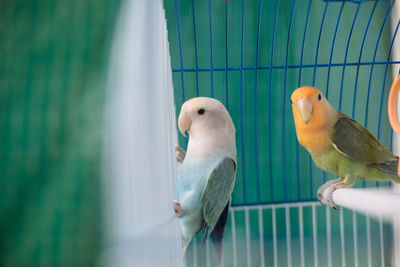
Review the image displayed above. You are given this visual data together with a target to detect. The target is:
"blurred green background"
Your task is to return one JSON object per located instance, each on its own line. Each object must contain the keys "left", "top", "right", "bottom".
{"left": 0, "top": 0, "right": 120, "bottom": 265}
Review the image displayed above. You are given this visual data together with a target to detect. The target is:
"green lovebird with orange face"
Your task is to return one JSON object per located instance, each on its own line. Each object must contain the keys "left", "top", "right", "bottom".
{"left": 291, "top": 86, "right": 400, "bottom": 208}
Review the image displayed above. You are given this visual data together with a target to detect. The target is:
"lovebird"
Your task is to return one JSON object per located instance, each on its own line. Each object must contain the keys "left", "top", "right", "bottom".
{"left": 173, "top": 97, "right": 236, "bottom": 262}
{"left": 291, "top": 86, "right": 400, "bottom": 209}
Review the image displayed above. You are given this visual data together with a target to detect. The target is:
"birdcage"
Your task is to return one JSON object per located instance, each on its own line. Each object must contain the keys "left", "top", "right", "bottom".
{"left": 162, "top": 0, "right": 400, "bottom": 266}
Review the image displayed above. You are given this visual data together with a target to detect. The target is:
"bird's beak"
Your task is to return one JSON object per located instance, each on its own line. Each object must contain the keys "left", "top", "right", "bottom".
{"left": 296, "top": 98, "right": 313, "bottom": 124}
{"left": 178, "top": 112, "right": 191, "bottom": 137}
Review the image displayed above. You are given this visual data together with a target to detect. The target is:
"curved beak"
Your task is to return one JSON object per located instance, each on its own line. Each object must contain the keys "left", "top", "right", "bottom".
{"left": 296, "top": 98, "right": 313, "bottom": 123}
{"left": 178, "top": 112, "right": 191, "bottom": 137}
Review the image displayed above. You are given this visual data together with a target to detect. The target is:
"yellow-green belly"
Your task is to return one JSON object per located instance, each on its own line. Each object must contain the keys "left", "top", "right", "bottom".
{"left": 310, "top": 146, "right": 397, "bottom": 185}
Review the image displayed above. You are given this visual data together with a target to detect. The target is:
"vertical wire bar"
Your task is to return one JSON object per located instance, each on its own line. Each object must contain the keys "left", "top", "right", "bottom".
{"left": 338, "top": 3, "right": 360, "bottom": 110}
{"left": 378, "top": 19, "right": 400, "bottom": 140}
{"left": 298, "top": 0, "right": 312, "bottom": 85}
{"left": 206, "top": 239, "right": 210, "bottom": 267}
{"left": 353, "top": 211, "right": 359, "bottom": 267}
{"left": 379, "top": 217, "right": 385, "bottom": 267}
{"left": 365, "top": 2, "right": 393, "bottom": 128}
{"left": 285, "top": 207, "right": 292, "bottom": 267}
{"left": 208, "top": 0, "right": 214, "bottom": 97}
{"left": 268, "top": 0, "right": 279, "bottom": 202}
{"left": 364, "top": 2, "right": 393, "bottom": 188}
{"left": 352, "top": 2, "right": 382, "bottom": 187}
{"left": 312, "top": 2, "right": 328, "bottom": 86}
{"left": 339, "top": 209, "right": 346, "bottom": 267}
{"left": 174, "top": 0, "right": 188, "bottom": 151}
{"left": 190, "top": 0, "right": 199, "bottom": 96}
{"left": 225, "top": 1, "right": 229, "bottom": 110}
{"left": 323, "top": 2, "right": 344, "bottom": 185}
{"left": 366, "top": 216, "right": 372, "bottom": 267}
{"left": 325, "top": 1, "right": 344, "bottom": 99}
{"left": 311, "top": 2, "right": 328, "bottom": 199}
{"left": 239, "top": 0, "right": 246, "bottom": 204}
{"left": 282, "top": 0, "right": 296, "bottom": 201}
{"left": 312, "top": 204, "right": 319, "bottom": 267}
{"left": 254, "top": 0, "right": 262, "bottom": 204}
{"left": 378, "top": 15, "right": 400, "bottom": 192}
{"left": 231, "top": 210, "right": 237, "bottom": 267}
{"left": 245, "top": 208, "right": 252, "bottom": 267}
{"left": 258, "top": 207, "right": 265, "bottom": 267}
{"left": 299, "top": 207, "right": 305, "bottom": 267}
{"left": 326, "top": 206, "right": 332, "bottom": 267}
{"left": 173, "top": 0, "right": 185, "bottom": 102}
{"left": 352, "top": 1, "right": 377, "bottom": 119}
{"left": 272, "top": 207, "right": 278, "bottom": 267}
{"left": 296, "top": 0, "right": 313, "bottom": 202}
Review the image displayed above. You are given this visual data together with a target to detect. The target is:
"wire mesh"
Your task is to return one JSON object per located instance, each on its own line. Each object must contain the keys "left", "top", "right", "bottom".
{"left": 164, "top": 0, "right": 400, "bottom": 266}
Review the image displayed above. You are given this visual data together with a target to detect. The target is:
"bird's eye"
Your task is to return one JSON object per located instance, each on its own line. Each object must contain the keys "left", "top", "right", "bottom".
{"left": 318, "top": 94, "right": 322, "bottom": 101}
{"left": 198, "top": 108, "right": 205, "bottom": 115}
{"left": 290, "top": 99, "right": 293, "bottom": 104}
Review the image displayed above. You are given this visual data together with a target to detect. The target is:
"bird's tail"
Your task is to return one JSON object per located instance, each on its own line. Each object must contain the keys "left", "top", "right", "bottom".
{"left": 211, "top": 232, "right": 223, "bottom": 264}
{"left": 376, "top": 157, "right": 400, "bottom": 181}
{"left": 199, "top": 202, "right": 230, "bottom": 264}
{"left": 211, "top": 203, "right": 230, "bottom": 264}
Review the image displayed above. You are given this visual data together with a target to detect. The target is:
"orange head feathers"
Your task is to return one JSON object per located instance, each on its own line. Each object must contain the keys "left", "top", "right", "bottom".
{"left": 290, "top": 86, "right": 338, "bottom": 155}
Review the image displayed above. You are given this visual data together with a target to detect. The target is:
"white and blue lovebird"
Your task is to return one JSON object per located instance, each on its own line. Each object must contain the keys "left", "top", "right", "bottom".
{"left": 173, "top": 97, "right": 237, "bottom": 262}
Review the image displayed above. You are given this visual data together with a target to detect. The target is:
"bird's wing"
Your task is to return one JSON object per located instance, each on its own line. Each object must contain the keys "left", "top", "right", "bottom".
{"left": 330, "top": 113, "right": 397, "bottom": 170}
{"left": 200, "top": 157, "right": 236, "bottom": 239}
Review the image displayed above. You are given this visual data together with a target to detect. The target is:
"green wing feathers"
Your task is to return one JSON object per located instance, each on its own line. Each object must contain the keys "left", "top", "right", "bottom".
{"left": 330, "top": 113, "right": 397, "bottom": 173}
{"left": 200, "top": 157, "right": 236, "bottom": 237}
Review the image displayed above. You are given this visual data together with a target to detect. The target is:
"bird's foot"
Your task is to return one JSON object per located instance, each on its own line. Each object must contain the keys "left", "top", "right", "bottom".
{"left": 173, "top": 200, "right": 183, "bottom": 218}
{"left": 317, "top": 178, "right": 341, "bottom": 204}
{"left": 175, "top": 145, "right": 186, "bottom": 163}
{"left": 175, "top": 145, "right": 186, "bottom": 174}
{"left": 327, "top": 182, "right": 352, "bottom": 210}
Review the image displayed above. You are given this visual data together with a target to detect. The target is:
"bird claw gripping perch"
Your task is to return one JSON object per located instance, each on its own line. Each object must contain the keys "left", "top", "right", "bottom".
{"left": 175, "top": 144, "right": 186, "bottom": 174}
{"left": 173, "top": 145, "right": 186, "bottom": 218}
{"left": 172, "top": 145, "right": 186, "bottom": 218}
{"left": 317, "top": 178, "right": 352, "bottom": 209}
{"left": 175, "top": 144, "right": 186, "bottom": 163}
{"left": 173, "top": 200, "right": 183, "bottom": 218}
{"left": 317, "top": 178, "right": 341, "bottom": 205}
{"left": 326, "top": 181, "right": 352, "bottom": 210}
